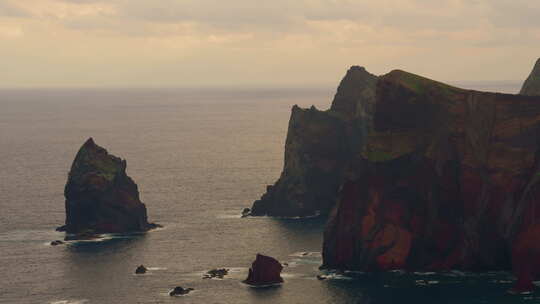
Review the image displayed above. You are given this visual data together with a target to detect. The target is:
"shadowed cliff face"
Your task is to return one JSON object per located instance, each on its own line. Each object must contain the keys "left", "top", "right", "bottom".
{"left": 59, "top": 138, "right": 156, "bottom": 234}
{"left": 250, "top": 66, "right": 377, "bottom": 217}
{"left": 520, "top": 58, "right": 540, "bottom": 96}
{"left": 323, "top": 70, "right": 540, "bottom": 292}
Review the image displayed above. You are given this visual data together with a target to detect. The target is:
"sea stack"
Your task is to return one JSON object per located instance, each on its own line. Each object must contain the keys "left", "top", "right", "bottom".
{"left": 250, "top": 66, "right": 377, "bottom": 217}
{"left": 57, "top": 138, "right": 158, "bottom": 234}
{"left": 322, "top": 70, "right": 540, "bottom": 292}
{"left": 243, "top": 254, "right": 284, "bottom": 286}
{"left": 520, "top": 58, "right": 540, "bottom": 96}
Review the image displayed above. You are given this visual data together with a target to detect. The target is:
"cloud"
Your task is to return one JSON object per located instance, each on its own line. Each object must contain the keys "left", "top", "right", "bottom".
{"left": 0, "top": 0, "right": 538, "bottom": 87}
{"left": 0, "top": 2, "right": 30, "bottom": 17}
{"left": 0, "top": 24, "right": 23, "bottom": 37}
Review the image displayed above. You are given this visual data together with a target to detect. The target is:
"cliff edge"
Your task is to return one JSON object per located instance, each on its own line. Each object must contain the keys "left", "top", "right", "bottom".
{"left": 322, "top": 70, "right": 540, "bottom": 292}
{"left": 250, "top": 66, "right": 377, "bottom": 217}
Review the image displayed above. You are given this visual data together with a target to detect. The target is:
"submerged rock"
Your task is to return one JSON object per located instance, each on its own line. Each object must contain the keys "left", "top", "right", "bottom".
{"left": 57, "top": 138, "right": 158, "bottom": 234}
{"left": 203, "top": 268, "right": 229, "bottom": 279}
{"left": 169, "top": 286, "right": 194, "bottom": 296}
{"left": 250, "top": 66, "right": 377, "bottom": 217}
{"left": 520, "top": 58, "right": 540, "bottom": 96}
{"left": 50, "top": 240, "right": 64, "bottom": 246}
{"left": 322, "top": 70, "right": 540, "bottom": 293}
{"left": 243, "top": 254, "right": 284, "bottom": 286}
{"left": 135, "top": 265, "right": 147, "bottom": 274}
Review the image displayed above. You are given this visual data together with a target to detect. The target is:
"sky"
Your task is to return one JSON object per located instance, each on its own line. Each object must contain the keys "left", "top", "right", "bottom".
{"left": 0, "top": 0, "right": 539, "bottom": 88}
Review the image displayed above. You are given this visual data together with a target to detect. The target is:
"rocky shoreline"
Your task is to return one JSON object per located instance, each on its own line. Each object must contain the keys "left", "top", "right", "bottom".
{"left": 51, "top": 58, "right": 540, "bottom": 294}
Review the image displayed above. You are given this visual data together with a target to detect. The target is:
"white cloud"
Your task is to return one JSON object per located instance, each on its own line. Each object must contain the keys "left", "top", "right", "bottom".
{"left": 0, "top": 0, "right": 538, "bottom": 87}
{"left": 0, "top": 24, "right": 23, "bottom": 38}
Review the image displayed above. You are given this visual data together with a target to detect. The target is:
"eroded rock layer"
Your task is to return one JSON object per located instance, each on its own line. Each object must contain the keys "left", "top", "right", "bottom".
{"left": 250, "top": 66, "right": 377, "bottom": 217}
{"left": 322, "top": 70, "right": 540, "bottom": 292}
{"left": 58, "top": 138, "right": 157, "bottom": 234}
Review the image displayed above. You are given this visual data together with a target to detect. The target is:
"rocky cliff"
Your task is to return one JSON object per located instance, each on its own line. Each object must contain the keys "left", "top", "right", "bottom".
{"left": 520, "top": 58, "right": 540, "bottom": 96}
{"left": 57, "top": 138, "right": 158, "bottom": 234}
{"left": 322, "top": 70, "right": 540, "bottom": 292}
{"left": 250, "top": 66, "right": 377, "bottom": 217}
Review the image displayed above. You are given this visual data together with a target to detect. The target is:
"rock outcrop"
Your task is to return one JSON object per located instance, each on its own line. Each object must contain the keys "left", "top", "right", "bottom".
{"left": 57, "top": 138, "right": 158, "bottom": 234}
{"left": 322, "top": 70, "right": 540, "bottom": 292}
{"left": 169, "top": 286, "right": 194, "bottom": 296}
{"left": 203, "top": 268, "right": 229, "bottom": 279}
{"left": 135, "top": 265, "right": 147, "bottom": 274}
{"left": 243, "top": 254, "right": 284, "bottom": 286}
{"left": 250, "top": 66, "right": 377, "bottom": 217}
{"left": 520, "top": 58, "right": 540, "bottom": 96}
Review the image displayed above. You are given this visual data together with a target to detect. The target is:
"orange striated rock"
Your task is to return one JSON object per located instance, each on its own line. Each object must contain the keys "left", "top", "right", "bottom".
{"left": 322, "top": 69, "right": 540, "bottom": 292}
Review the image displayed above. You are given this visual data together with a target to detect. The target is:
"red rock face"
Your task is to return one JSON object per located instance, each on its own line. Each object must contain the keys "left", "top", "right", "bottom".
{"left": 58, "top": 138, "right": 157, "bottom": 234}
{"left": 323, "top": 70, "right": 540, "bottom": 291}
{"left": 243, "top": 254, "right": 284, "bottom": 286}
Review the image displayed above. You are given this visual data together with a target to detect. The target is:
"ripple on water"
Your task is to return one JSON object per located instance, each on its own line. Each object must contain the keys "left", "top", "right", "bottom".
{"left": 289, "top": 251, "right": 321, "bottom": 258}
{"left": 0, "top": 229, "right": 62, "bottom": 243}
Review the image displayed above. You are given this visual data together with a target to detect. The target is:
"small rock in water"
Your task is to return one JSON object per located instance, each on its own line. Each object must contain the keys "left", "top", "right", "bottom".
{"left": 135, "top": 265, "right": 147, "bottom": 274}
{"left": 243, "top": 254, "right": 284, "bottom": 286}
{"left": 50, "top": 240, "right": 64, "bottom": 246}
{"left": 203, "top": 268, "right": 229, "bottom": 279}
{"left": 241, "top": 208, "right": 251, "bottom": 217}
{"left": 316, "top": 274, "right": 327, "bottom": 280}
{"left": 169, "top": 286, "right": 194, "bottom": 296}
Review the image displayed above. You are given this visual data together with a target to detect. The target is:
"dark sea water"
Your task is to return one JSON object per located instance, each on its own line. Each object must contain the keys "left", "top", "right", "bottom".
{"left": 1, "top": 82, "right": 538, "bottom": 304}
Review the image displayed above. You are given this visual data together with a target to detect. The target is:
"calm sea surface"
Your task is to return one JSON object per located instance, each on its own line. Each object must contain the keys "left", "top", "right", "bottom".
{"left": 1, "top": 82, "right": 537, "bottom": 304}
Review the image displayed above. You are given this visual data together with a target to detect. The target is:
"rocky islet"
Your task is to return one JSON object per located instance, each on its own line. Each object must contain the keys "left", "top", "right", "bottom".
{"left": 57, "top": 138, "right": 159, "bottom": 235}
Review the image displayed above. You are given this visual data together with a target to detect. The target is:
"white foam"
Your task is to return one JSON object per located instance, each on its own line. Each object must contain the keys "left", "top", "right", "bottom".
{"left": 280, "top": 273, "right": 297, "bottom": 279}
{"left": 318, "top": 272, "right": 354, "bottom": 280}
{"left": 49, "top": 300, "right": 89, "bottom": 304}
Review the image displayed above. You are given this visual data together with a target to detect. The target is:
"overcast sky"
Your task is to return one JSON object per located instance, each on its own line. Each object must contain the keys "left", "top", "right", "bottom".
{"left": 0, "top": 0, "right": 539, "bottom": 88}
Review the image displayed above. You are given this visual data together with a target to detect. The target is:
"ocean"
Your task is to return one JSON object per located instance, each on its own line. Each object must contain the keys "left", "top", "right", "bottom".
{"left": 1, "top": 82, "right": 537, "bottom": 304}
